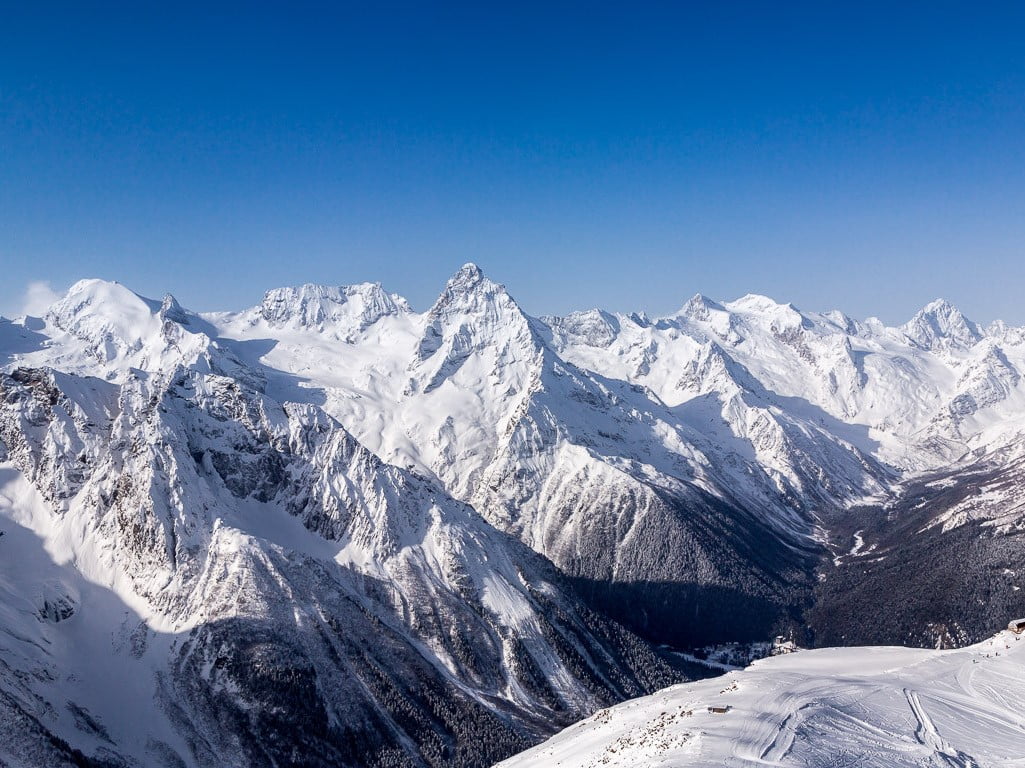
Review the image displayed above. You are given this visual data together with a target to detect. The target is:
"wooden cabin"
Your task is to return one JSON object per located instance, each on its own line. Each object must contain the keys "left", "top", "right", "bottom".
{"left": 707, "top": 705, "right": 731, "bottom": 714}
{"left": 1008, "top": 618, "right": 1025, "bottom": 634}
{"left": 770, "top": 635, "right": 798, "bottom": 656}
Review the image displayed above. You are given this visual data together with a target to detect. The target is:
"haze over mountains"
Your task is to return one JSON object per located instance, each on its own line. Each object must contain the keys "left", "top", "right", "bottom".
{"left": 1, "top": 264, "right": 1023, "bottom": 767}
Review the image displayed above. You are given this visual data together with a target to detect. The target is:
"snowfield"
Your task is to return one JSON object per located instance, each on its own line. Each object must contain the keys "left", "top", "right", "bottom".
{"left": 498, "top": 630, "right": 1025, "bottom": 767}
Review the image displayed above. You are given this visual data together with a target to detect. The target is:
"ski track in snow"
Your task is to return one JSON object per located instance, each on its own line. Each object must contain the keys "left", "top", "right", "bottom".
{"left": 904, "top": 688, "right": 977, "bottom": 768}
{"left": 499, "top": 632, "right": 1025, "bottom": 768}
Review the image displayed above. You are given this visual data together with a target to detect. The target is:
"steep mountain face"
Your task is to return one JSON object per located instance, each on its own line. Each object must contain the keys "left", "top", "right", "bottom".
{"left": 3, "top": 267, "right": 1025, "bottom": 766}
{"left": 902, "top": 298, "right": 983, "bottom": 350}
{"left": 541, "top": 288, "right": 1025, "bottom": 647}
{"left": 0, "top": 281, "right": 682, "bottom": 768}
{"left": 214, "top": 269, "right": 851, "bottom": 648}
{"left": 212, "top": 266, "right": 1025, "bottom": 650}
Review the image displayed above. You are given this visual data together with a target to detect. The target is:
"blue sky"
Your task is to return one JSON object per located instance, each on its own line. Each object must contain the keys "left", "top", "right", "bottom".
{"left": 2, "top": 2, "right": 1024, "bottom": 322}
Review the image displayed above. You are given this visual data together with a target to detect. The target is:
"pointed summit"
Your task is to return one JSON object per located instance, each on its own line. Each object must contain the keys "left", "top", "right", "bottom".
{"left": 431, "top": 262, "right": 495, "bottom": 307}
{"left": 412, "top": 264, "right": 542, "bottom": 388}
{"left": 450, "top": 262, "right": 484, "bottom": 286}
{"left": 427, "top": 262, "right": 516, "bottom": 319}
{"left": 918, "top": 298, "right": 960, "bottom": 316}
{"left": 160, "top": 293, "right": 190, "bottom": 325}
{"left": 903, "top": 299, "right": 982, "bottom": 349}
{"left": 677, "top": 293, "right": 726, "bottom": 321}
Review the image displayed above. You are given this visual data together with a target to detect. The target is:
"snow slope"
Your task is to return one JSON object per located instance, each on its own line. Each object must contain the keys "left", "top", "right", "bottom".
{"left": 498, "top": 629, "right": 1025, "bottom": 767}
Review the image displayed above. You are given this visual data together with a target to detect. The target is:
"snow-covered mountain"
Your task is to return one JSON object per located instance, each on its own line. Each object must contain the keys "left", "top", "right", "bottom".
{"left": 208, "top": 265, "right": 1025, "bottom": 646}
{"left": 2, "top": 266, "right": 1025, "bottom": 766}
{"left": 0, "top": 280, "right": 680, "bottom": 767}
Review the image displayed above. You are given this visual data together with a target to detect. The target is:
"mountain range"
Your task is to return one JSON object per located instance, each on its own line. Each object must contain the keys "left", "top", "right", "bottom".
{"left": 1, "top": 264, "right": 1023, "bottom": 766}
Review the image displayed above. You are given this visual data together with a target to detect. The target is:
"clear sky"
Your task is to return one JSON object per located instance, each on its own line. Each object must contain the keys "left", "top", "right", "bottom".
{"left": 2, "top": 2, "right": 1024, "bottom": 323}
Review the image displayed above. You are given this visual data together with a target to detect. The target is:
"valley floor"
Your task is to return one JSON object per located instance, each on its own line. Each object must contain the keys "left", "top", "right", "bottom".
{"left": 497, "top": 629, "right": 1025, "bottom": 767}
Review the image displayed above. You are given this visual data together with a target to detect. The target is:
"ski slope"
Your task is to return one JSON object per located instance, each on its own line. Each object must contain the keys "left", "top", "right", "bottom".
{"left": 498, "top": 629, "right": 1025, "bottom": 767}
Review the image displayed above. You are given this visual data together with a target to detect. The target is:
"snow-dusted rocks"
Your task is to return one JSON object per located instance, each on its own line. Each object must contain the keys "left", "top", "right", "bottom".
{"left": 903, "top": 298, "right": 984, "bottom": 350}
{"left": 256, "top": 282, "right": 412, "bottom": 338}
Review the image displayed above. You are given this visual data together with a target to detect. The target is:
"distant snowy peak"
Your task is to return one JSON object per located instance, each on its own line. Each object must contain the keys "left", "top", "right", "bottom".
{"left": 543, "top": 309, "right": 621, "bottom": 348}
{"left": 426, "top": 262, "right": 511, "bottom": 317}
{"left": 413, "top": 263, "right": 543, "bottom": 376}
{"left": 986, "top": 319, "right": 1025, "bottom": 346}
{"left": 48, "top": 278, "right": 160, "bottom": 336}
{"left": 819, "top": 309, "right": 863, "bottom": 336}
{"left": 44, "top": 279, "right": 205, "bottom": 368}
{"left": 671, "top": 294, "right": 876, "bottom": 345}
{"left": 723, "top": 294, "right": 815, "bottom": 338}
{"left": 723, "top": 293, "right": 800, "bottom": 315}
{"left": 257, "top": 282, "right": 412, "bottom": 336}
{"left": 903, "top": 299, "right": 983, "bottom": 350}
{"left": 676, "top": 293, "right": 726, "bottom": 322}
